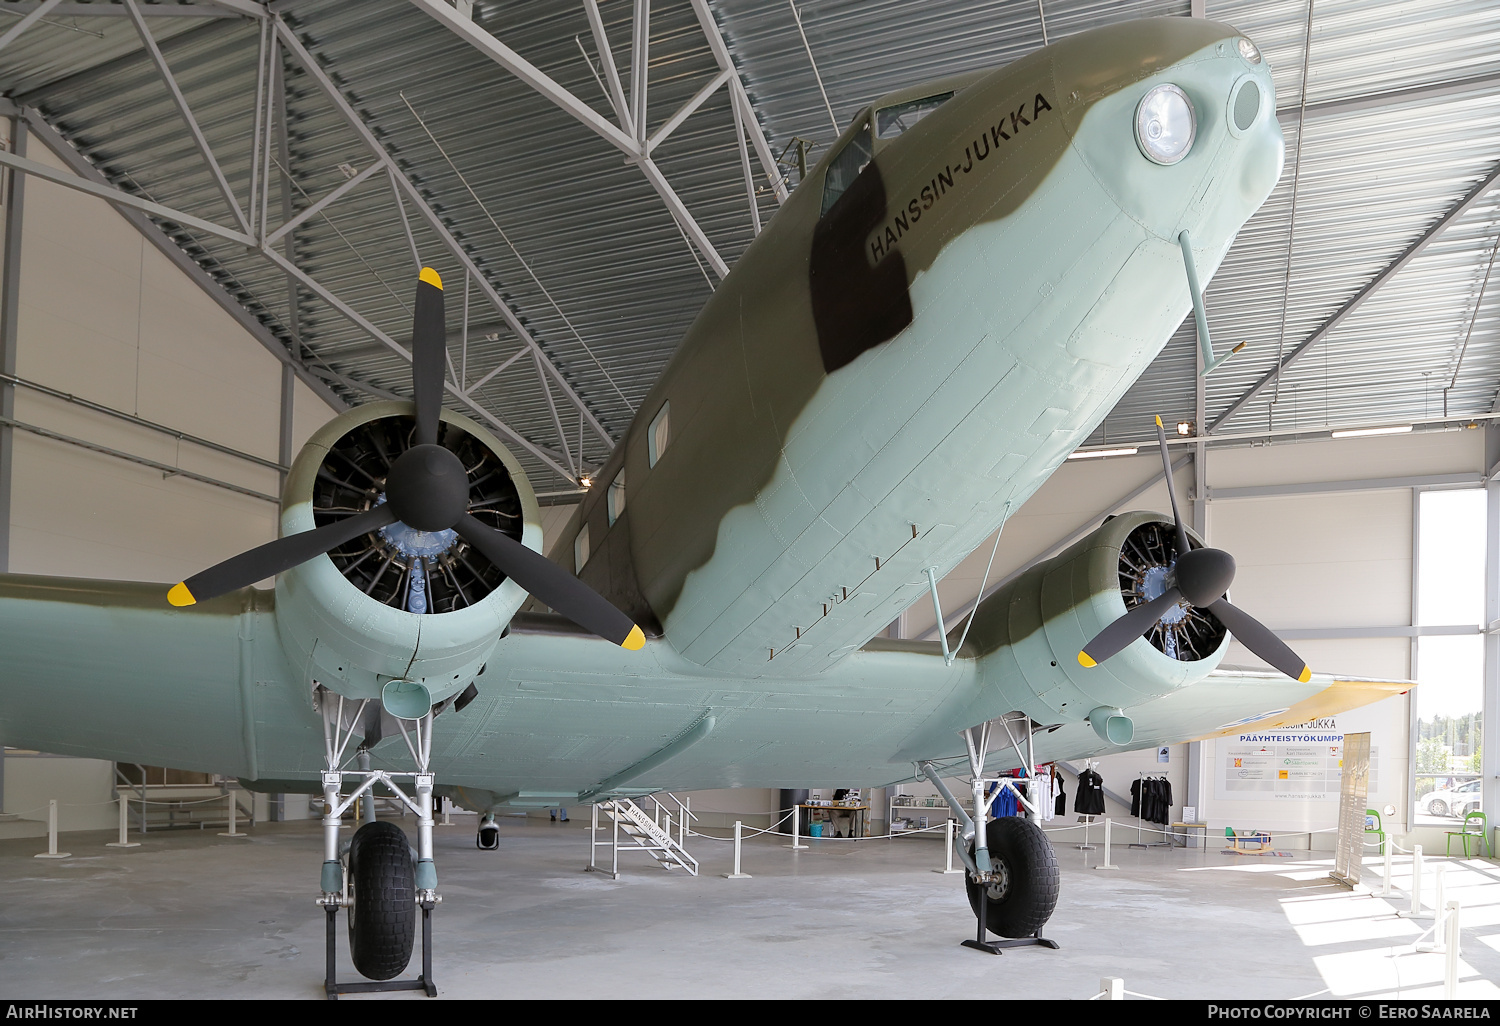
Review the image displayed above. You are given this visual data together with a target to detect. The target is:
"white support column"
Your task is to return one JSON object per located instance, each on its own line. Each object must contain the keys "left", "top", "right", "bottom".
{"left": 106, "top": 795, "right": 140, "bottom": 848}
{"left": 724, "top": 820, "right": 751, "bottom": 879}
{"left": 1095, "top": 817, "right": 1120, "bottom": 870}
{"left": 34, "top": 800, "right": 70, "bottom": 859}
{"left": 932, "top": 817, "right": 963, "bottom": 874}
{"left": 218, "top": 792, "right": 250, "bottom": 838}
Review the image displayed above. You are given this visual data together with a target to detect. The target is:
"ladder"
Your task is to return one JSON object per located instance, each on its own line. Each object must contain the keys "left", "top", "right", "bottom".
{"left": 587, "top": 794, "right": 699, "bottom": 879}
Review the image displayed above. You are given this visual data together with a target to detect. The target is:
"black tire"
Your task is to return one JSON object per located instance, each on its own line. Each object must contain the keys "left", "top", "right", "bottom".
{"left": 347, "top": 821, "right": 415, "bottom": 981}
{"left": 964, "top": 817, "right": 1060, "bottom": 938}
{"left": 477, "top": 822, "right": 500, "bottom": 850}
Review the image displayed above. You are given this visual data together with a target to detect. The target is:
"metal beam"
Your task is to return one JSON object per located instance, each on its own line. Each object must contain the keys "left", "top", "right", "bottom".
{"left": 274, "top": 19, "right": 616, "bottom": 454}
{"left": 0, "top": 0, "right": 61, "bottom": 55}
{"left": 647, "top": 66, "right": 730, "bottom": 154}
{"left": 916, "top": 455, "right": 1193, "bottom": 641}
{"left": 630, "top": 0, "right": 649, "bottom": 148}
{"left": 264, "top": 156, "right": 384, "bottom": 247}
{"left": 1209, "top": 159, "right": 1500, "bottom": 433}
{"left": 0, "top": 1, "right": 243, "bottom": 14}
{"left": 1207, "top": 472, "right": 1480, "bottom": 501}
{"left": 1278, "top": 70, "right": 1500, "bottom": 124}
{"left": 15, "top": 107, "right": 343, "bottom": 411}
{"left": 0, "top": 146, "right": 252, "bottom": 247}
{"left": 260, "top": 244, "right": 577, "bottom": 481}
{"left": 582, "top": 0, "right": 632, "bottom": 136}
{"left": 0, "top": 114, "right": 23, "bottom": 573}
{"left": 406, "top": 0, "right": 730, "bottom": 279}
{"left": 688, "top": 0, "right": 788, "bottom": 203}
{"left": 123, "top": 0, "right": 250, "bottom": 235}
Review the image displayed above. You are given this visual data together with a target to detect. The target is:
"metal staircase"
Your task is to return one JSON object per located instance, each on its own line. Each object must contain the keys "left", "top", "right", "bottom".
{"left": 587, "top": 794, "right": 698, "bottom": 879}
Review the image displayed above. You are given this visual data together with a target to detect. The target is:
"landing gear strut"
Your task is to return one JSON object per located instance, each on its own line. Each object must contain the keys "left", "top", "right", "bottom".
{"left": 315, "top": 688, "right": 441, "bottom": 998}
{"left": 920, "top": 714, "right": 1061, "bottom": 955}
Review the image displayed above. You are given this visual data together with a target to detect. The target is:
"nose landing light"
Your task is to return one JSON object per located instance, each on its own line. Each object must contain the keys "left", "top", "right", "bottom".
{"left": 1134, "top": 84, "right": 1195, "bottom": 165}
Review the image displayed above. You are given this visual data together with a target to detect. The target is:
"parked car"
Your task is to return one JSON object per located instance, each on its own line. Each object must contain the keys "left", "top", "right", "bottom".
{"left": 1423, "top": 780, "right": 1481, "bottom": 818}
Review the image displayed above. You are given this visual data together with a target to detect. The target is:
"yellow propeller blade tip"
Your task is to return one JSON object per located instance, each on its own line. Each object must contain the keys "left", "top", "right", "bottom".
{"left": 419, "top": 266, "right": 443, "bottom": 290}
{"left": 1298, "top": 666, "right": 1312, "bottom": 684}
{"left": 622, "top": 625, "right": 646, "bottom": 651}
{"left": 167, "top": 582, "right": 197, "bottom": 607}
{"left": 1154, "top": 415, "right": 1163, "bottom": 428}
{"left": 1077, "top": 651, "right": 1097, "bottom": 668}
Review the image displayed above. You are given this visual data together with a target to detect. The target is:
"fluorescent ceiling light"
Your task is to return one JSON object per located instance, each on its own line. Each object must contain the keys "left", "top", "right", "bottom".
{"left": 1067, "top": 447, "right": 1139, "bottom": 460}
{"left": 1330, "top": 425, "right": 1412, "bottom": 439}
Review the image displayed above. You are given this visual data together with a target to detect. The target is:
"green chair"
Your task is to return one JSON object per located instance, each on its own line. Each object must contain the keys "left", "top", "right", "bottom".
{"left": 1447, "top": 810, "right": 1490, "bottom": 858}
{"left": 1364, "top": 809, "right": 1386, "bottom": 853}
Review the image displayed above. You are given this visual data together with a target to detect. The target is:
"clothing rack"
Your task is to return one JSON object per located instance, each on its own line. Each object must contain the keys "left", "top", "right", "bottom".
{"left": 1129, "top": 771, "right": 1173, "bottom": 849}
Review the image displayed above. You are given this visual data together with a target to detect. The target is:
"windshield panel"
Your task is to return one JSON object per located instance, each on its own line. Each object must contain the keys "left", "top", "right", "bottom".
{"left": 820, "top": 120, "right": 874, "bottom": 216}
{"left": 874, "top": 92, "right": 953, "bottom": 140}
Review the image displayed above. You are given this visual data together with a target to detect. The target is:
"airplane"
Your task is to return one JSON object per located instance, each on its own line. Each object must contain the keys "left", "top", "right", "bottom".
{"left": 0, "top": 16, "right": 1409, "bottom": 985}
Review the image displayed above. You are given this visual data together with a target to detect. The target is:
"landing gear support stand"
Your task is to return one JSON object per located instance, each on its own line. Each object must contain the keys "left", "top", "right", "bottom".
{"left": 323, "top": 901, "right": 437, "bottom": 999}
{"left": 924, "top": 715, "right": 1061, "bottom": 956}
{"left": 315, "top": 688, "right": 441, "bottom": 999}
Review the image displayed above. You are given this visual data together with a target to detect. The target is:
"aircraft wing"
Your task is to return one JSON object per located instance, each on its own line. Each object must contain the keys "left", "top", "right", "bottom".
{"left": 984, "top": 667, "right": 1411, "bottom": 772}
{"left": 0, "top": 575, "right": 297, "bottom": 778}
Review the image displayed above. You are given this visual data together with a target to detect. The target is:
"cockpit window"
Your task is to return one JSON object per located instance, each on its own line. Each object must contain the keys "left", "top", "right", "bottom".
{"left": 819, "top": 120, "right": 873, "bottom": 216}
{"left": 874, "top": 92, "right": 953, "bottom": 140}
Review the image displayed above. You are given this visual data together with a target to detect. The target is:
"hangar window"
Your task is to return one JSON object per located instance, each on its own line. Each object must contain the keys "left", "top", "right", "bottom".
{"left": 874, "top": 92, "right": 952, "bottom": 140}
{"left": 574, "top": 524, "right": 590, "bottom": 574}
{"left": 648, "top": 402, "right": 670, "bottom": 467}
{"left": 607, "top": 471, "right": 626, "bottom": 526}
{"left": 1413, "top": 488, "right": 1486, "bottom": 826}
{"left": 820, "top": 119, "right": 873, "bottom": 216}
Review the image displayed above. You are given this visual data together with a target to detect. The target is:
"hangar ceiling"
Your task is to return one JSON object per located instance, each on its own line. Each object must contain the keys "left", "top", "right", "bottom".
{"left": 0, "top": 0, "right": 1495, "bottom": 493}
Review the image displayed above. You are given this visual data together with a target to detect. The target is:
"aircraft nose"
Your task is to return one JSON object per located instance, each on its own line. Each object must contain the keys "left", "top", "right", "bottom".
{"left": 1059, "top": 25, "right": 1284, "bottom": 246}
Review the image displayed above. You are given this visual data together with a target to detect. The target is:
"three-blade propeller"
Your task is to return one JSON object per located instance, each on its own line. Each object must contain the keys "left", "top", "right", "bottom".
{"left": 167, "top": 267, "right": 645, "bottom": 652}
{"left": 1076, "top": 416, "right": 1309, "bottom": 682}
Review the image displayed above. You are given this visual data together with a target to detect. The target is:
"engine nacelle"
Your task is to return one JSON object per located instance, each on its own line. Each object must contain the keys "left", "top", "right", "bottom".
{"left": 965, "top": 510, "right": 1229, "bottom": 732}
{"left": 274, "top": 401, "right": 541, "bottom": 708}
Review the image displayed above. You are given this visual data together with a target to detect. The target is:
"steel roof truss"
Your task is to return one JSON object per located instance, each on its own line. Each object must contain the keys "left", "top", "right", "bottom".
{"left": 1209, "top": 159, "right": 1500, "bottom": 434}
{"left": 274, "top": 17, "right": 614, "bottom": 460}
{"left": 260, "top": 244, "right": 577, "bottom": 481}
{"left": 408, "top": 0, "right": 740, "bottom": 280}
{"left": 264, "top": 158, "right": 385, "bottom": 249}
{"left": 123, "top": 0, "right": 250, "bottom": 236}
{"left": 0, "top": 0, "right": 64, "bottom": 56}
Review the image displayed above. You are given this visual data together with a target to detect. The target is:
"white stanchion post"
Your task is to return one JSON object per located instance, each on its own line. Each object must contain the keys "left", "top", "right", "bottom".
{"left": 1434, "top": 863, "right": 1446, "bottom": 925}
{"left": 788, "top": 804, "right": 807, "bottom": 850}
{"left": 218, "top": 792, "right": 249, "bottom": 838}
{"left": 34, "top": 799, "right": 70, "bottom": 859}
{"left": 1095, "top": 817, "right": 1120, "bottom": 870}
{"left": 106, "top": 795, "right": 140, "bottom": 848}
{"left": 1100, "top": 977, "right": 1124, "bottom": 1000}
{"left": 1409, "top": 845, "right": 1424, "bottom": 917}
{"left": 933, "top": 818, "right": 963, "bottom": 874}
{"left": 1444, "top": 900, "right": 1462, "bottom": 998}
{"left": 1380, "top": 841, "right": 1394, "bottom": 896}
{"left": 725, "top": 820, "right": 751, "bottom": 879}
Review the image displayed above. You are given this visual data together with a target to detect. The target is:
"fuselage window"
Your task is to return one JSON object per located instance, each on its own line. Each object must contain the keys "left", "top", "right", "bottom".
{"left": 819, "top": 119, "right": 874, "bottom": 216}
{"left": 874, "top": 92, "right": 953, "bottom": 140}
{"left": 607, "top": 471, "right": 626, "bottom": 526}
{"left": 648, "top": 402, "right": 670, "bottom": 467}
{"left": 574, "top": 524, "right": 590, "bottom": 574}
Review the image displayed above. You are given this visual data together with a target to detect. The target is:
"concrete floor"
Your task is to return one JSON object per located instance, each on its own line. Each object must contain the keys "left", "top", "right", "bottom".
{"left": 3, "top": 815, "right": 1500, "bottom": 1000}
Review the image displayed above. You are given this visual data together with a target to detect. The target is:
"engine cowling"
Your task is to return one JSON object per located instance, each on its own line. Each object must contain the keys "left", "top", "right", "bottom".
{"left": 965, "top": 510, "right": 1229, "bottom": 730}
{"left": 274, "top": 401, "right": 541, "bottom": 707}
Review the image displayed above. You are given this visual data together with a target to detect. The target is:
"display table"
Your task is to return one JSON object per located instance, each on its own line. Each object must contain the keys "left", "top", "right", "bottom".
{"left": 799, "top": 804, "right": 868, "bottom": 838}
{"left": 1170, "top": 821, "right": 1207, "bottom": 848}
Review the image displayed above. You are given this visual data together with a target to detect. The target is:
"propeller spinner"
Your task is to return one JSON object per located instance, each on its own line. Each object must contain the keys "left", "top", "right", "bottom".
{"left": 1076, "top": 416, "right": 1310, "bottom": 683}
{"left": 167, "top": 268, "right": 646, "bottom": 652}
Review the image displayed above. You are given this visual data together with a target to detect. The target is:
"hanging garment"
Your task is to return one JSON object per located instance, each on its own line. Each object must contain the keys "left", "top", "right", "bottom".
{"left": 1130, "top": 777, "right": 1142, "bottom": 818}
{"left": 1076, "top": 768, "right": 1105, "bottom": 815}
{"left": 1155, "top": 777, "right": 1173, "bottom": 825}
{"left": 1054, "top": 773, "right": 1067, "bottom": 817}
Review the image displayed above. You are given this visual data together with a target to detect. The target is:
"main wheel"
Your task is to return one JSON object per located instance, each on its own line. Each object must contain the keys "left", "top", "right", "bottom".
{"left": 1429, "top": 799, "right": 1449, "bottom": 817}
{"left": 964, "top": 817, "right": 1060, "bottom": 938}
{"left": 347, "top": 820, "right": 416, "bottom": 981}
